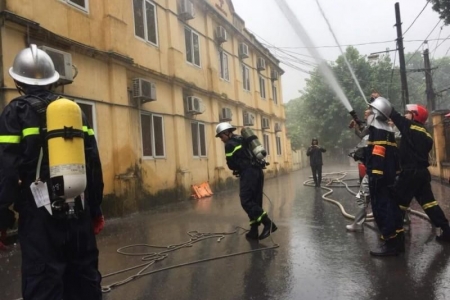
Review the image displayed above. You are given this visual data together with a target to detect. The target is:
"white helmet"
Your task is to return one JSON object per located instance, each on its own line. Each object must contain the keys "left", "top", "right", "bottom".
{"left": 9, "top": 44, "right": 60, "bottom": 86}
{"left": 215, "top": 122, "right": 236, "bottom": 137}
{"left": 369, "top": 97, "right": 392, "bottom": 120}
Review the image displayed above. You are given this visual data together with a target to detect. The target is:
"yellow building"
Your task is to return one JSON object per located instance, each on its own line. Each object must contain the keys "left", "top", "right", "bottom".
{"left": 0, "top": 0, "right": 293, "bottom": 216}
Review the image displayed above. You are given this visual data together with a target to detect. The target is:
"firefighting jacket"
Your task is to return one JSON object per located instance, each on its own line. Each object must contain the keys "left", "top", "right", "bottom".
{"left": 365, "top": 126, "right": 400, "bottom": 183}
{"left": 390, "top": 108, "right": 432, "bottom": 169}
{"left": 0, "top": 90, "right": 104, "bottom": 229}
{"left": 225, "top": 134, "right": 254, "bottom": 172}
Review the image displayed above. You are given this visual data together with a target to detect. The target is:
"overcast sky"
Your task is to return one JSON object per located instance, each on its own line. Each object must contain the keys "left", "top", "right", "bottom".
{"left": 232, "top": 0, "right": 450, "bottom": 103}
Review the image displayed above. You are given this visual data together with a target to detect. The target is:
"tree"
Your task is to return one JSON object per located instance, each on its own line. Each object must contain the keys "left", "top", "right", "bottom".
{"left": 430, "top": 0, "right": 450, "bottom": 25}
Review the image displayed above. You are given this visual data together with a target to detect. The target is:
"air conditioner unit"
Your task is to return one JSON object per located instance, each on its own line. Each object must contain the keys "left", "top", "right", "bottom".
{"left": 38, "top": 46, "right": 73, "bottom": 84}
{"left": 186, "top": 96, "right": 204, "bottom": 114}
{"left": 262, "top": 117, "right": 270, "bottom": 129}
{"left": 239, "top": 43, "right": 249, "bottom": 59}
{"left": 220, "top": 107, "right": 232, "bottom": 121}
{"left": 216, "top": 26, "right": 228, "bottom": 44}
{"left": 243, "top": 112, "right": 255, "bottom": 126}
{"left": 275, "top": 122, "right": 282, "bottom": 132}
{"left": 257, "top": 57, "right": 266, "bottom": 71}
{"left": 179, "top": 0, "right": 195, "bottom": 20}
{"left": 271, "top": 69, "right": 279, "bottom": 81}
{"left": 133, "top": 78, "right": 157, "bottom": 103}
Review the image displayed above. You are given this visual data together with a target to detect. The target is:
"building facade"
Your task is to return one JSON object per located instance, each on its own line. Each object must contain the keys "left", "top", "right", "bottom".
{"left": 0, "top": 0, "right": 294, "bottom": 216}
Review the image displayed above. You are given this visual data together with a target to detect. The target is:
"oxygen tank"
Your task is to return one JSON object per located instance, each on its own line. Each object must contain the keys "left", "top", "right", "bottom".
{"left": 46, "top": 98, "right": 86, "bottom": 215}
{"left": 241, "top": 127, "right": 267, "bottom": 160}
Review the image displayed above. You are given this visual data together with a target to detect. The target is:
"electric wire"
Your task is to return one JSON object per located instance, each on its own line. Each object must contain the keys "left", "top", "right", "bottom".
{"left": 388, "top": 42, "right": 398, "bottom": 99}
{"left": 432, "top": 25, "right": 444, "bottom": 59}
{"left": 403, "top": 0, "right": 431, "bottom": 36}
{"left": 406, "top": 20, "right": 442, "bottom": 65}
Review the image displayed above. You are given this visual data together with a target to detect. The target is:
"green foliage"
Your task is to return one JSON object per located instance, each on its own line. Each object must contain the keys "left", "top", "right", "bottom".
{"left": 431, "top": 0, "right": 450, "bottom": 25}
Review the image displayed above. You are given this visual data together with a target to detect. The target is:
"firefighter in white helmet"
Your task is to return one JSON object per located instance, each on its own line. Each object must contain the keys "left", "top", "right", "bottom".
{"left": 215, "top": 122, "right": 277, "bottom": 240}
{"left": 0, "top": 44, "right": 104, "bottom": 299}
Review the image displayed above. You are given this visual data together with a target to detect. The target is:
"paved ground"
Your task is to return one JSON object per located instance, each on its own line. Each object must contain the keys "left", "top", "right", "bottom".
{"left": 2, "top": 164, "right": 450, "bottom": 300}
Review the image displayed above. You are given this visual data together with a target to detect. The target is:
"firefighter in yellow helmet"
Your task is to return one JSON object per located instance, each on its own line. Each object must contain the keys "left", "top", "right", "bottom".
{"left": 0, "top": 44, "right": 104, "bottom": 299}
{"left": 215, "top": 122, "right": 277, "bottom": 240}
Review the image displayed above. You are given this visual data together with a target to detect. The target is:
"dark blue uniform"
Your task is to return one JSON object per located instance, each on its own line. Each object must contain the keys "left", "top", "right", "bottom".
{"left": 390, "top": 109, "right": 449, "bottom": 230}
{"left": 224, "top": 135, "right": 267, "bottom": 225}
{"left": 366, "top": 126, "right": 403, "bottom": 240}
{"left": 0, "top": 89, "right": 104, "bottom": 300}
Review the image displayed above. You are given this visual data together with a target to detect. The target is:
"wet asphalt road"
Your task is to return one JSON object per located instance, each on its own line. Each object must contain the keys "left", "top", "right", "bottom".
{"left": 1, "top": 164, "right": 450, "bottom": 300}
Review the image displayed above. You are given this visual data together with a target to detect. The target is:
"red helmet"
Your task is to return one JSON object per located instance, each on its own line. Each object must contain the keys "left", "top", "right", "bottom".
{"left": 405, "top": 104, "right": 428, "bottom": 124}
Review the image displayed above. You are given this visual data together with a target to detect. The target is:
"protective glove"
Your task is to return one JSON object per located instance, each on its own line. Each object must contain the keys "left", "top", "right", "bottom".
{"left": 92, "top": 215, "right": 105, "bottom": 235}
{"left": 349, "top": 120, "right": 356, "bottom": 129}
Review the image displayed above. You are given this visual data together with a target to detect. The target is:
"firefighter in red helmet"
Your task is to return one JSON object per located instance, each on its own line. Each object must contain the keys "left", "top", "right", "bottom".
{"left": 390, "top": 103, "right": 450, "bottom": 242}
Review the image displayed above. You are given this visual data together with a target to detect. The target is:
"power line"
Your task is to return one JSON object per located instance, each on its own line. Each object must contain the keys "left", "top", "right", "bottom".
{"left": 406, "top": 19, "right": 442, "bottom": 65}
{"left": 432, "top": 25, "right": 444, "bottom": 59}
{"left": 403, "top": 0, "right": 431, "bottom": 36}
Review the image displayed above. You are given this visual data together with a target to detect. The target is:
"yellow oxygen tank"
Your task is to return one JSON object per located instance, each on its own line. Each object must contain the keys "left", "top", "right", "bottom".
{"left": 46, "top": 98, "right": 86, "bottom": 209}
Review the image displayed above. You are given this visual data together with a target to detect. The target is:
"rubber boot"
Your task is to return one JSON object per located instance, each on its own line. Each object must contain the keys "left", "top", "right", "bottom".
{"left": 396, "top": 232, "right": 405, "bottom": 253}
{"left": 245, "top": 224, "right": 259, "bottom": 240}
{"left": 436, "top": 224, "right": 450, "bottom": 243}
{"left": 346, "top": 208, "right": 366, "bottom": 231}
{"left": 370, "top": 237, "right": 400, "bottom": 257}
{"left": 259, "top": 215, "right": 278, "bottom": 240}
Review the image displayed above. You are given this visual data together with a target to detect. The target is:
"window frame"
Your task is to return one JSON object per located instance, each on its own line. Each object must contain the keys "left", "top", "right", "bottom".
{"left": 272, "top": 83, "right": 278, "bottom": 104}
{"left": 133, "top": 0, "right": 159, "bottom": 46}
{"left": 191, "top": 121, "right": 207, "bottom": 157}
{"left": 75, "top": 99, "right": 97, "bottom": 139}
{"left": 219, "top": 50, "right": 230, "bottom": 81}
{"left": 276, "top": 135, "right": 282, "bottom": 155}
{"left": 259, "top": 76, "right": 266, "bottom": 99}
{"left": 60, "top": 0, "right": 89, "bottom": 13}
{"left": 140, "top": 112, "right": 166, "bottom": 159}
{"left": 242, "top": 64, "right": 250, "bottom": 91}
{"left": 185, "top": 27, "right": 201, "bottom": 67}
{"left": 263, "top": 133, "right": 270, "bottom": 156}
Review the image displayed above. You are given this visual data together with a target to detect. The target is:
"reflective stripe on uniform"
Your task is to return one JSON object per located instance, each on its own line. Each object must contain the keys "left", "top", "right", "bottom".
{"left": 367, "top": 140, "right": 397, "bottom": 147}
{"left": 226, "top": 145, "right": 242, "bottom": 157}
{"left": 83, "top": 126, "right": 95, "bottom": 136}
{"left": 22, "top": 127, "right": 40, "bottom": 137}
{"left": 410, "top": 125, "right": 432, "bottom": 139}
{"left": 372, "top": 145, "right": 386, "bottom": 157}
{"left": 0, "top": 135, "right": 21, "bottom": 143}
{"left": 249, "top": 211, "right": 267, "bottom": 225}
{"left": 422, "top": 201, "right": 438, "bottom": 210}
{"left": 372, "top": 170, "right": 384, "bottom": 175}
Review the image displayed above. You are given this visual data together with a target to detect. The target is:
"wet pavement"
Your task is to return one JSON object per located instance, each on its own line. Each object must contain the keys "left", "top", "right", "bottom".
{"left": 2, "top": 164, "right": 450, "bottom": 300}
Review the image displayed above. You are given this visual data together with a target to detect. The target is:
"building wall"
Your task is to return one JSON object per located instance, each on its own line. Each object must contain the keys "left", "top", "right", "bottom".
{"left": 0, "top": 0, "right": 293, "bottom": 216}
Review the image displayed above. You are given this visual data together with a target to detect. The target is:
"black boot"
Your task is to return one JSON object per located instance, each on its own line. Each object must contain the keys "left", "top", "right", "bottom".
{"left": 246, "top": 224, "right": 259, "bottom": 240}
{"left": 397, "top": 232, "right": 405, "bottom": 253}
{"left": 259, "top": 215, "right": 278, "bottom": 240}
{"left": 370, "top": 237, "right": 400, "bottom": 257}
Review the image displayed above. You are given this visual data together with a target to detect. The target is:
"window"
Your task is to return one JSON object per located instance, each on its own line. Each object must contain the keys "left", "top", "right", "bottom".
{"left": 185, "top": 27, "right": 201, "bottom": 67}
{"left": 272, "top": 84, "right": 278, "bottom": 104}
{"left": 133, "top": 0, "right": 158, "bottom": 45}
{"left": 263, "top": 134, "right": 270, "bottom": 156}
{"left": 191, "top": 122, "right": 207, "bottom": 157}
{"left": 219, "top": 51, "right": 229, "bottom": 81}
{"left": 141, "top": 113, "right": 165, "bottom": 158}
{"left": 75, "top": 100, "right": 97, "bottom": 138}
{"left": 276, "top": 136, "right": 282, "bottom": 155}
{"left": 259, "top": 76, "right": 266, "bottom": 99}
{"left": 61, "top": 0, "right": 88, "bottom": 11}
{"left": 242, "top": 64, "right": 250, "bottom": 91}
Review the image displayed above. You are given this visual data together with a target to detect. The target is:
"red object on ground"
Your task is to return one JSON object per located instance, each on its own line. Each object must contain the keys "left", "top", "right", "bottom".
{"left": 92, "top": 215, "right": 105, "bottom": 235}
{"left": 358, "top": 163, "right": 366, "bottom": 179}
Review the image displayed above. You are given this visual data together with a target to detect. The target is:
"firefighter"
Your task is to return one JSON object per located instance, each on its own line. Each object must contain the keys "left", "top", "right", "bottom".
{"left": 0, "top": 44, "right": 104, "bottom": 299}
{"left": 306, "top": 138, "right": 326, "bottom": 187}
{"left": 366, "top": 97, "right": 404, "bottom": 256}
{"left": 215, "top": 122, "right": 277, "bottom": 240}
{"left": 390, "top": 103, "right": 450, "bottom": 242}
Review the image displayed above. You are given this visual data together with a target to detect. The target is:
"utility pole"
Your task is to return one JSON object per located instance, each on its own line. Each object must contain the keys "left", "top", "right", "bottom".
{"left": 395, "top": 2, "right": 409, "bottom": 105}
{"left": 423, "top": 48, "right": 436, "bottom": 111}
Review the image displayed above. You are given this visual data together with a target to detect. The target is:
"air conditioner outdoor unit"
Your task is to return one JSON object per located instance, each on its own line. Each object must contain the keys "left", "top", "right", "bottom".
{"left": 179, "top": 0, "right": 195, "bottom": 20}
{"left": 133, "top": 78, "right": 157, "bottom": 103}
{"left": 220, "top": 107, "right": 232, "bottom": 121}
{"left": 186, "top": 96, "right": 204, "bottom": 114}
{"left": 239, "top": 43, "right": 249, "bottom": 59}
{"left": 38, "top": 46, "right": 73, "bottom": 84}
{"left": 262, "top": 117, "right": 270, "bottom": 129}
{"left": 216, "top": 26, "right": 228, "bottom": 44}
{"left": 275, "top": 123, "right": 282, "bottom": 132}
{"left": 271, "top": 69, "right": 279, "bottom": 81}
{"left": 257, "top": 57, "right": 266, "bottom": 71}
{"left": 243, "top": 112, "right": 255, "bottom": 126}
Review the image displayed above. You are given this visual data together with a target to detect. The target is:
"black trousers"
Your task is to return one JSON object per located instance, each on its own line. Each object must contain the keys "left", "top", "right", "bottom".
{"left": 239, "top": 166, "right": 265, "bottom": 223}
{"left": 19, "top": 205, "right": 102, "bottom": 300}
{"left": 395, "top": 168, "right": 449, "bottom": 228}
{"left": 310, "top": 164, "right": 322, "bottom": 186}
{"left": 369, "top": 177, "right": 403, "bottom": 239}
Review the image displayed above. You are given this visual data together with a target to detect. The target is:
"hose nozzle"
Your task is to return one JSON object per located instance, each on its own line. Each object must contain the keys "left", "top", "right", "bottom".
{"left": 349, "top": 110, "right": 365, "bottom": 129}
